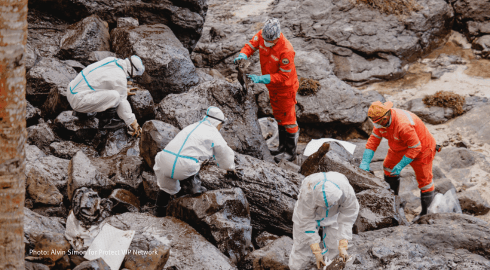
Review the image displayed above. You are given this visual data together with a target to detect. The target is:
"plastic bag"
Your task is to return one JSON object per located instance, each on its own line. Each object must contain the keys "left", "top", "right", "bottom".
{"left": 428, "top": 188, "right": 462, "bottom": 214}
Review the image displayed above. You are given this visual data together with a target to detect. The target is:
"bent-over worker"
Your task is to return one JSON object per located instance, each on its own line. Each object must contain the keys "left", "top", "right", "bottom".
{"left": 289, "top": 172, "right": 359, "bottom": 269}
{"left": 234, "top": 18, "right": 300, "bottom": 163}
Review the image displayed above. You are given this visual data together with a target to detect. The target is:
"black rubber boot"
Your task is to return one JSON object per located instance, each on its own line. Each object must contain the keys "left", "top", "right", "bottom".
{"left": 384, "top": 175, "right": 401, "bottom": 196}
{"left": 270, "top": 125, "right": 286, "bottom": 156}
{"left": 420, "top": 190, "right": 435, "bottom": 216}
{"left": 99, "top": 107, "right": 126, "bottom": 130}
{"left": 180, "top": 173, "right": 207, "bottom": 195}
{"left": 274, "top": 128, "right": 300, "bottom": 163}
{"left": 155, "top": 190, "right": 171, "bottom": 217}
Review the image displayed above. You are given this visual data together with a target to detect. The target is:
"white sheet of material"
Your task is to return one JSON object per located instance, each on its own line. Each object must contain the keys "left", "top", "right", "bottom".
{"left": 303, "top": 139, "right": 357, "bottom": 156}
{"left": 84, "top": 224, "right": 135, "bottom": 270}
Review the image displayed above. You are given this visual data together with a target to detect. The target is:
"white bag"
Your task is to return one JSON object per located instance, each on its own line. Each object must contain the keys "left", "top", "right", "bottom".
{"left": 428, "top": 188, "right": 462, "bottom": 214}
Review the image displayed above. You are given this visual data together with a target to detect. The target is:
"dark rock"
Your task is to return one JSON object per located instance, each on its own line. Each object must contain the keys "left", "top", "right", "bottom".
{"left": 128, "top": 89, "right": 156, "bottom": 124}
{"left": 52, "top": 255, "right": 71, "bottom": 270}
{"left": 109, "top": 189, "right": 140, "bottom": 213}
{"left": 458, "top": 189, "right": 490, "bottom": 215}
{"left": 400, "top": 96, "right": 488, "bottom": 124}
{"left": 26, "top": 165, "right": 64, "bottom": 205}
{"left": 25, "top": 261, "right": 50, "bottom": 270}
{"left": 73, "top": 258, "right": 111, "bottom": 270}
{"left": 255, "top": 231, "right": 281, "bottom": 249}
{"left": 242, "top": 236, "right": 293, "bottom": 270}
{"left": 141, "top": 171, "right": 159, "bottom": 201}
{"left": 27, "top": 9, "right": 67, "bottom": 64}
{"left": 157, "top": 79, "right": 273, "bottom": 161}
{"left": 53, "top": 111, "right": 101, "bottom": 146}
{"left": 473, "top": 35, "right": 490, "bottom": 58}
{"left": 435, "top": 178, "right": 456, "bottom": 195}
{"left": 111, "top": 24, "right": 199, "bottom": 103}
{"left": 67, "top": 151, "right": 116, "bottom": 201}
{"left": 25, "top": 144, "right": 46, "bottom": 163}
{"left": 200, "top": 153, "right": 302, "bottom": 235}
{"left": 31, "top": 205, "right": 69, "bottom": 218}
{"left": 61, "top": 60, "right": 86, "bottom": 73}
{"left": 100, "top": 129, "right": 137, "bottom": 157}
{"left": 347, "top": 213, "right": 490, "bottom": 269}
{"left": 50, "top": 141, "right": 98, "bottom": 159}
{"left": 87, "top": 51, "right": 117, "bottom": 63}
{"left": 27, "top": 122, "right": 58, "bottom": 154}
{"left": 117, "top": 17, "right": 139, "bottom": 28}
{"left": 122, "top": 233, "right": 170, "bottom": 270}
{"left": 139, "top": 120, "right": 180, "bottom": 168}
{"left": 106, "top": 213, "right": 238, "bottom": 270}
{"left": 72, "top": 187, "right": 113, "bottom": 227}
{"left": 29, "top": 0, "right": 207, "bottom": 52}
{"left": 168, "top": 188, "right": 253, "bottom": 264}
{"left": 26, "top": 101, "right": 41, "bottom": 127}
{"left": 110, "top": 155, "right": 144, "bottom": 191}
{"left": 58, "top": 15, "right": 110, "bottom": 65}
{"left": 25, "top": 155, "right": 70, "bottom": 196}
{"left": 301, "top": 142, "right": 331, "bottom": 177}
{"left": 26, "top": 57, "right": 77, "bottom": 109}
{"left": 452, "top": 0, "right": 490, "bottom": 40}
{"left": 354, "top": 188, "right": 400, "bottom": 233}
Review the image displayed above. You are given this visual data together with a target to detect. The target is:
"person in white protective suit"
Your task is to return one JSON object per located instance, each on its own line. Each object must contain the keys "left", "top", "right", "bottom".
{"left": 67, "top": 55, "right": 145, "bottom": 136}
{"left": 153, "top": 106, "right": 236, "bottom": 216}
{"left": 289, "top": 172, "right": 360, "bottom": 270}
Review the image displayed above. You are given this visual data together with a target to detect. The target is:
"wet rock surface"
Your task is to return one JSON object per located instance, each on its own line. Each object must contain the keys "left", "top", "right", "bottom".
{"left": 50, "top": 141, "right": 98, "bottom": 159}
{"left": 128, "top": 89, "right": 156, "bottom": 124}
{"left": 25, "top": 155, "right": 70, "bottom": 195}
{"left": 26, "top": 165, "right": 64, "bottom": 206}
{"left": 242, "top": 236, "right": 293, "bottom": 270}
{"left": 157, "top": 79, "right": 273, "bottom": 161}
{"left": 100, "top": 129, "right": 137, "bottom": 157}
{"left": 27, "top": 9, "right": 67, "bottom": 63}
{"left": 58, "top": 15, "right": 110, "bottom": 65}
{"left": 122, "top": 233, "right": 170, "bottom": 270}
{"left": 168, "top": 188, "right": 253, "bottom": 264}
{"left": 347, "top": 213, "right": 490, "bottom": 269}
{"left": 73, "top": 258, "right": 111, "bottom": 270}
{"left": 200, "top": 153, "right": 302, "bottom": 234}
{"left": 27, "top": 101, "right": 41, "bottom": 127}
{"left": 255, "top": 231, "right": 281, "bottom": 249}
{"left": 111, "top": 24, "right": 200, "bottom": 103}
{"left": 27, "top": 122, "right": 58, "bottom": 154}
{"left": 139, "top": 120, "right": 180, "bottom": 168}
{"left": 109, "top": 189, "right": 140, "bottom": 213}
{"left": 54, "top": 111, "right": 100, "bottom": 146}
{"left": 449, "top": 105, "right": 490, "bottom": 145}
{"left": 106, "top": 213, "right": 238, "bottom": 270}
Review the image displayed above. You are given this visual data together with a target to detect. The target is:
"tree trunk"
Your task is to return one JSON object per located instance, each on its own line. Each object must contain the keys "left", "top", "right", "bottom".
{"left": 0, "top": 0, "right": 28, "bottom": 269}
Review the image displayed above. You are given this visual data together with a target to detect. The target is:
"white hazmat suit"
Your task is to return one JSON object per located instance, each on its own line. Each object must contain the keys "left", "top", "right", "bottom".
{"left": 67, "top": 56, "right": 144, "bottom": 126}
{"left": 153, "top": 107, "right": 235, "bottom": 195}
{"left": 289, "top": 172, "right": 359, "bottom": 270}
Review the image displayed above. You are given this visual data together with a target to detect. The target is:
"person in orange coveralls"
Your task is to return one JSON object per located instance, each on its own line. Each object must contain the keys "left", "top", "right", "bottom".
{"left": 359, "top": 101, "right": 437, "bottom": 216}
{"left": 234, "top": 18, "right": 299, "bottom": 163}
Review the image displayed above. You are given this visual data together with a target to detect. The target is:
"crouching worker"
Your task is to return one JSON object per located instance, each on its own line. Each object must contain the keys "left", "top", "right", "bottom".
{"left": 153, "top": 107, "right": 236, "bottom": 216}
{"left": 67, "top": 55, "right": 144, "bottom": 136}
{"left": 289, "top": 172, "right": 359, "bottom": 270}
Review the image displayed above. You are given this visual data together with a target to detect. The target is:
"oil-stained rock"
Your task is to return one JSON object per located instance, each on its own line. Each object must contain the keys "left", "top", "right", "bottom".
{"left": 27, "top": 9, "right": 67, "bottom": 62}
{"left": 26, "top": 57, "right": 77, "bottom": 108}
{"left": 50, "top": 141, "right": 98, "bottom": 159}
{"left": 139, "top": 120, "right": 180, "bottom": 168}
{"left": 26, "top": 144, "right": 46, "bottom": 163}
{"left": 128, "top": 89, "right": 156, "bottom": 124}
{"left": 26, "top": 166, "right": 64, "bottom": 206}
{"left": 87, "top": 51, "right": 117, "bottom": 63}
{"left": 242, "top": 236, "right": 294, "bottom": 270}
{"left": 58, "top": 15, "right": 110, "bottom": 65}
{"left": 347, "top": 213, "right": 490, "bottom": 269}
{"left": 255, "top": 231, "right": 281, "bottom": 249}
{"left": 54, "top": 111, "right": 101, "bottom": 146}
{"left": 67, "top": 151, "right": 115, "bottom": 201}
{"left": 117, "top": 17, "right": 139, "bottom": 28}
{"left": 106, "top": 213, "right": 237, "bottom": 270}
{"left": 25, "top": 261, "right": 50, "bottom": 270}
{"left": 110, "top": 189, "right": 140, "bottom": 213}
{"left": 73, "top": 258, "right": 111, "bottom": 270}
{"left": 168, "top": 188, "right": 253, "bottom": 264}
{"left": 354, "top": 188, "right": 400, "bottom": 233}
{"left": 200, "top": 153, "right": 302, "bottom": 235}
{"left": 88, "top": 154, "right": 144, "bottom": 193}
{"left": 141, "top": 171, "right": 159, "bottom": 201}
{"left": 27, "top": 122, "right": 58, "bottom": 154}
{"left": 27, "top": 101, "right": 41, "bottom": 127}
{"left": 100, "top": 129, "right": 137, "bottom": 157}
{"left": 122, "top": 233, "right": 170, "bottom": 270}
{"left": 25, "top": 155, "right": 70, "bottom": 196}
{"left": 458, "top": 189, "right": 490, "bottom": 215}
{"left": 157, "top": 79, "right": 273, "bottom": 161}
{"left": 111, "top": 24, "right": 199, "bottom": 103}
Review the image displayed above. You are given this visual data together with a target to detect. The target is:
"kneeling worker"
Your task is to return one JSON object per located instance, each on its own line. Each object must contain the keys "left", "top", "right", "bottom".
{"left": 289, "top": 172, "right": 359, "bottom": 269}
{"left": 153, "top": 107, "right": 236, "bottom": 216}
{"left": 67, "top": 55, "right": 144, "bottom": 136}
{"left": 359, "top": 101, "right": 437, "bottom": 216}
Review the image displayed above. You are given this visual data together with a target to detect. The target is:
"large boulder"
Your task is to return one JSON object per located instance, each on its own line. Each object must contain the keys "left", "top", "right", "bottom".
{"left": 25, "top": 155, "right": 70, "bottom": 196}
{"left": 452, "top": 0, "right": 490, "bottom": 42}
{"left": 354, "top": 188, "right": 401, "bottom": 233}
{"left": 53, "top": 111, "right": 101, "bottom": 146}
{"left": 449, "top": 105, "right": 490, "bottom": 145}
{"left": 122, "top": 233, "right": 170, "bottom": 270}
{"left": 168, "top": 188, "right": 253, "bottom": 264}
{"left": 242, "top": 236, "right": 294, "bottom": 270}
{"left": 156, "top": 79, "right": 273, "bottom": 161}
{"left": 27, "top": 122, "right": 58, "bottom": 154}
{"left": 100, "top": 129, "right": 138, "bottom": 157}
{"left": 458, "top": 189, "right": 490, "bottom": 215}
{"left": 26, "top": 57, "right": 77, "bottom": 109}
{"left": 26, "top": 166, "right": 64, "bottom": 206}
{"left": 111, "top": 24, "right": 200, "bottom": 103}
{"left": 128, "top": 89, "right": 156, "bottom": 124}
{"left": 347, "top": 213, "right": 490, "bottom": 269}
{"left": 106, "top": 213, "right": 238, "bottom": 270}
{"left": 57, "top": 15, "right": 110, "bottom": 65}
{"left": 200, "top": 153, "right": 303, "bottom": 235}
{"left": 29, "top": 0, "right": 207, "bottom": 52}
{"left": 139, "top": 120, "right": 180, "bottom": 168}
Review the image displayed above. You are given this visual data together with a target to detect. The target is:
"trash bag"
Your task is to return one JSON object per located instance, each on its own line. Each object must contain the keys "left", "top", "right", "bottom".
{"left": 258, "top": 117, "right": 279, "bottom": 149}
{"left": 428, "top": 188, "right": 462, "bottom": 214}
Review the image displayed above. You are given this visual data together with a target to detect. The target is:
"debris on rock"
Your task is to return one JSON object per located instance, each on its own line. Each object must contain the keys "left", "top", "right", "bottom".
{"left": 72, "top": 187, "right": 112, "bottom": 228}
{"left": 109, "top": 189, "right": 141, "bottom": 213}
{"left": 458, "top": 189, "right": 490, "bottom": 215}
{"left": 423, "top": 90, "right": 466, "bottom": 116}
{"left": 356, "top": 0, "right": 422, "bottom": 16}
{"left": 298, "top": 77, "right": 320, "bottom": 96}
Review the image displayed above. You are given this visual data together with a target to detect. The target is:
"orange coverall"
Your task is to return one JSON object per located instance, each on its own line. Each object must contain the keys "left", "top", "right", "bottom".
{"left": 240, "top": 30, "right": 299, "bottom": 133}
{"left": 366, "top": 108, "right": 436, "bottom": 193}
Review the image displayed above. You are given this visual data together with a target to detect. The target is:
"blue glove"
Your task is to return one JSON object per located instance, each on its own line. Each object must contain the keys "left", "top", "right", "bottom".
{"left": 247, "top": 74, "right": 271, "bottom": 84}
{"left": 234, "top": 53, "right": 248, "bottom": 64}
{"left": 359, "top": 149, "right": 375, "bottom": 172}
{"left": 390, "top": 156, "right": 413, "bottom": 176}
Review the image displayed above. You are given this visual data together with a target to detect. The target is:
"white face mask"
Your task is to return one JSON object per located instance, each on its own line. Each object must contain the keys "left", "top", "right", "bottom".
{"left": 264, "top": 41, "right": 275, "bottom": 47}
{"left": 373, "top": 122, "right": 385, "bottom": 129}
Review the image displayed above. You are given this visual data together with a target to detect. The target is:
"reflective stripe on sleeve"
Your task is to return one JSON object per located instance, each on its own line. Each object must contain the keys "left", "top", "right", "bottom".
{"left": 279, "top": 67, "right": 291, "bottom": 72}
{"left": 247, "top": 42, "right": 257, "bottom": 51}
{"left": 383, "top": 166, "right": 392, "bottom": 173}
{"left": 408, "top": 142, "right": 421, "bottom": 149}
{"left": 372, "top": 133, "right": 382, "bottom": 139}
{"left": 420, "top": 181, "right": 434, "bottom": 191}
{"left": 401, "top": 110, "right": 415, "bottom": 125}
